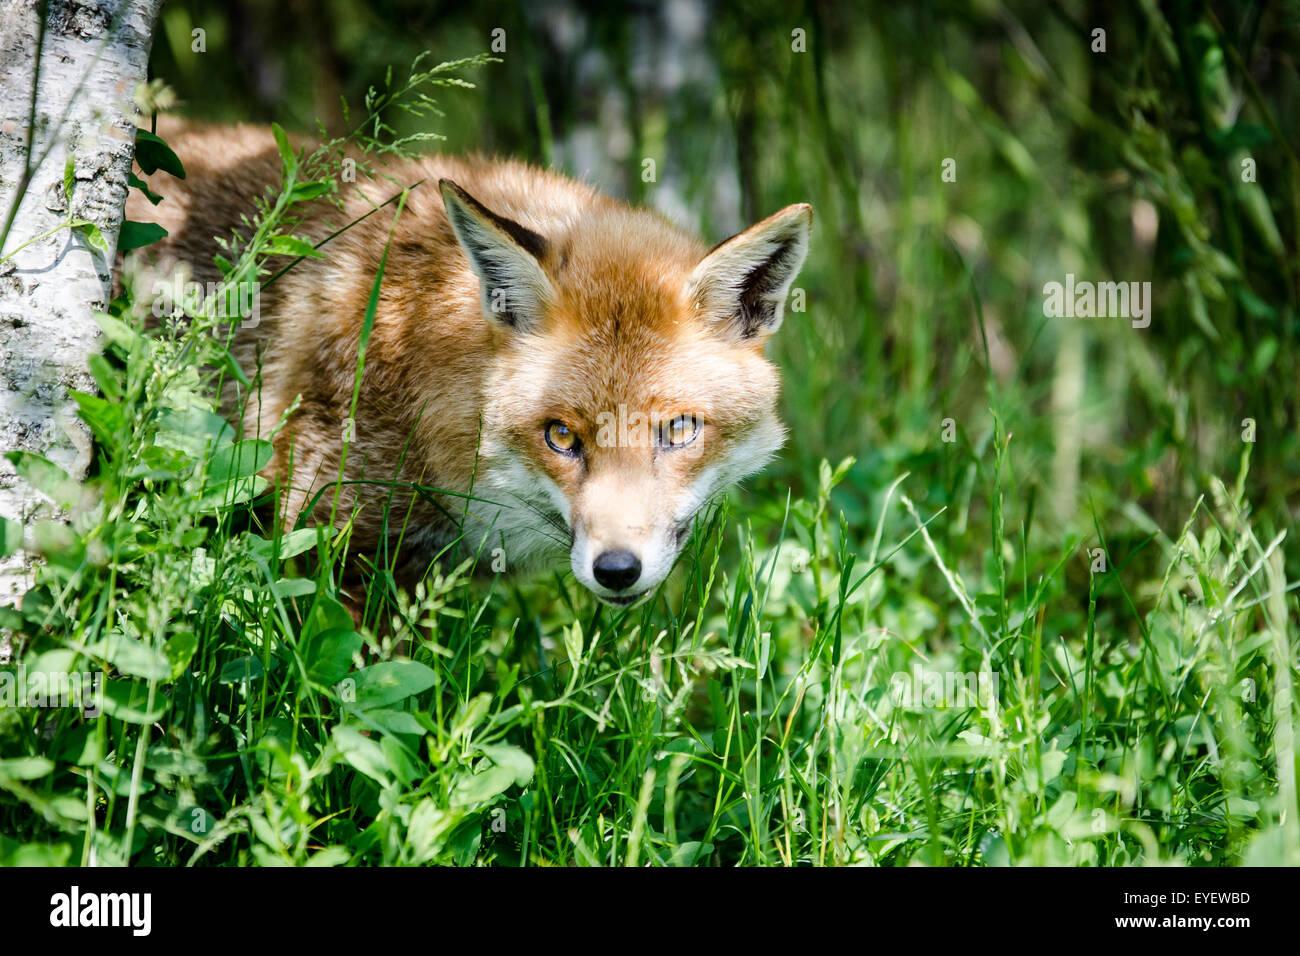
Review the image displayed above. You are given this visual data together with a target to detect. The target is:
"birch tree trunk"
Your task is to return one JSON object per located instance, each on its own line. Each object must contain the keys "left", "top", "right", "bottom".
{"left": 0, "top": 0, "right": 162, "bottom": 652}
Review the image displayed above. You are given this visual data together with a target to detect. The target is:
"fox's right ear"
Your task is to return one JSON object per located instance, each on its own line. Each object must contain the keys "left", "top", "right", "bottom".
{"left": 439, "top": 179, "right": 554, "bottom": 333}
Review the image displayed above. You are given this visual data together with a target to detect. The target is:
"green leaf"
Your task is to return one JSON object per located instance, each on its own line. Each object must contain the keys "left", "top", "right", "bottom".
{"left": 302, "top": 591, "right": 354, "bottom": 642}
{"left": 360, "top": 708, "right": 425, "bottom": 737}
{"left": 117, "top": 220, "right": 168, "bottom": 252}
{"left": 165, "top": 632, "right": 198, "bottom": 680}
{"left": 86, "top": 353, "right": 122, "bottom": 401}
{"left": 217, "top": 656, "right": 265, "bottom": 685}
{"left": 135, "top": 128, "right": 186, "bottom": 178}
{"left": 264, "top": 235, "right": 323, "bottom": 258}
{"left": 71, "top": 390, "right": 125, "bottom": 445}
{"left": 289, "top": 180, "right": 332, "bottom": 202}
{"left": 0, "top": 840, "right": 72, "bottom": 866}
{"left": 57, "top": 726, "right": 104, "bottom": 766}
{"left": 128, "top": 170, "right": 163, "bottom": 204}
{"left": 273, "top": 577, "right": 317, "bottom": 598}
{"left": 670, "top": 842, "right": 713, "bottom": 866}
{"left": 32, "top": 520, "right": 81, "bottom": 566}
{"left": 271, "top": 122, "right": 295, "bottom": 176}
{"left": 351, "top": 661, "right": 437, "bottom": 710}
{"left": 1237, "top": 287, "right": 1277, "bottom": 322}
{"left": 450, "top": 692, "right": 493, "bottom": 742}
{"left": 94, "top": 311, "right": 141, "bottom": 351}
{"left": 451, "top": 764, "right": 516, "bottom": 807}
{"left": 206, "top": 439, "right": 273, "bottom": 485}
{"left": 195, "top": 474, "right": 269, "bottom": 511}
{"left": 0, "top": 517, "right": 22, "bottom": 558}
{"left": 122, "top": 444, "right": 187, "bottom": 481}
{"left": 218, "top": 345, "right": 251, "bottom": 388}
{"left": 304, "top": 627, "right": 362, "bottom": 685}
{"left": 448, "top": 817, "right": 482, "bottom": 865}
{"left": 93, "top": 633, "right": 172, "bottom": 680}
{"left": 0, "top": 757, "right": 55, "bottom": 781}
{"left": 304, "top": 846, "right": 352, "bottom": 867}
{"left": 5, "top": 451, "right": 78, "bottom": 507}
{"left": 250, "top": 527, "right": 325, "bottom": 563}
{"left": 331, "top": 725, "right": 389, "bottom": 785}
{"left": 405, "top": 799, "right": 455, "bottom": 864}
{"left": 102, "top": 679, "right": 168, "bottom": 724}
{"left": 478, "top": 744, "right": 535, "bottom": 787}
{"left": 62, "top": 157, "right": 75, "bottom": 203}
{"left": 77, "top": 221, "right": 110, "bottom": 255}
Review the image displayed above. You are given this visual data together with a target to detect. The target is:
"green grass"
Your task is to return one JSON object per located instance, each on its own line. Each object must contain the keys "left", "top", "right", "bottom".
{"left": 1, "top": 2, "right": 1298, "bottom": 866}
{"left": 0, "top": 304, "right": 1291, "bottom": 865}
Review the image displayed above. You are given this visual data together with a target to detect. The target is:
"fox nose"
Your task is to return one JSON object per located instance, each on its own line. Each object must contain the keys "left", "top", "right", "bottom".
{"left": 592, "top": 549, "right": 642, "bottom": 591}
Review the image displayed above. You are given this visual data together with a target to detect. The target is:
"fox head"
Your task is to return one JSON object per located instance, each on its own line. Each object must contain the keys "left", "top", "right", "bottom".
{"left": 439, "top": 178, "right": 812, "bottom": 606}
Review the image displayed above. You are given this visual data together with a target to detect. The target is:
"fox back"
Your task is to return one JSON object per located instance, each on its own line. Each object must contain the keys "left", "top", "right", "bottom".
{"left": 127, "top": 122, "right": 812, "bottom": 605}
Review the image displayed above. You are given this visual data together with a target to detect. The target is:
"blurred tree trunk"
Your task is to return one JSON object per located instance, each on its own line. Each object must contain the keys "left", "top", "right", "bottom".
{"left": 0, "top": 0, "right": 162, "bottom": 652}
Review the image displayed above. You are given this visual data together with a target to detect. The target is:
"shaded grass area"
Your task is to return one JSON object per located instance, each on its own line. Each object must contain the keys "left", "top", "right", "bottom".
{"left": 1, "top": 1, "right": 1297, "bottom": 865}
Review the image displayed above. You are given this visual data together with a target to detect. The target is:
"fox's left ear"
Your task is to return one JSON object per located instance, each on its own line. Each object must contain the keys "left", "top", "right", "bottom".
{"left": 687, "top": 203, "right": 813, "bottom": 340}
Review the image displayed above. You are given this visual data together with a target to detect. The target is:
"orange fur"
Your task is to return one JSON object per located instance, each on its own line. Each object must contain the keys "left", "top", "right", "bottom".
{"left": 126, "top": 121, "right": 812, "bottom": 604}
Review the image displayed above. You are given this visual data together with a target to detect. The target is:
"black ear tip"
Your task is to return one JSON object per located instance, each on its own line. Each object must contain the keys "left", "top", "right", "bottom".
{"left": 438, "top": 179, "right": 464, "bottom": 202}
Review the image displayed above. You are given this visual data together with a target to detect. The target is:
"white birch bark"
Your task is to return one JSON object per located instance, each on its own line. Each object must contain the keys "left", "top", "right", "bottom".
{"left": 0, "top": 0, "right": 162, "bottom": 652}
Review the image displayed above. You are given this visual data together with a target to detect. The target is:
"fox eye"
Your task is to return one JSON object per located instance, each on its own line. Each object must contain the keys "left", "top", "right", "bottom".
{"left": 660, "top": 414, "right": 700, "bottom": 448}
{"left": 544, "top": 421, "right": 579, "bottom": 454}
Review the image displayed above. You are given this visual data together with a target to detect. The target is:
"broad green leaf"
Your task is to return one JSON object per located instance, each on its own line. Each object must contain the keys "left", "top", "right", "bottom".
{"left": 304, "top": 627, "right": 362, "bottom": 685}
{"left": 303, "top": 591, "right": 354, "bottom": 641}
{"left": 405, "top": 799, "right": 455, "bottom": 864}
{"left": 0, "top": 839, "right": 71, "bottom": 866}
{"left": 448, "top": 817, "right": 482, "bottom": 866}
{"left": 250, "top": 527, "right": 325, "bottom": 562}
{"left": 102, "top": 679, "right": 168, "bottom": 724}
{"left": 304, "top": 846, "right": 351, "bottom": 867}
{"left": 92, "top": 633, "right": 172, "bottom": 680}
{"left": 478, "top": 744, "right": 535, "bottom": 787}
{"left": 117, "top": 220, "right": 168, "bottom": 252}
{"left": 206, "top": 439, "right": 272, "bottom": 484}
{"left": 450, "top": 692, "right": 493, "bottom": 742}
{"left": 670, "top": 842, "right": 713, "bottom": 866}
{"left": 5, "top": 452, "right": 78, "bottom": 507}
{"left": 0, "top": 757, "right": 55, "bottom": 780}
{"left": 331, "top": 725, "right": 389, "bottom": 785}
{"left": 360, "top": 708, "right": 424, "bottom": 737}
{"left": 195, "top": 474, "right": 269, "bottom": 510}
{"left": 217, "top": 656, "right": 265, "bottom": 685}
{"left": 351, "top": 661, "right": 437, "bottom": 710}
{"left": 273, "top": 577, "right": 316, "bottom": 598}
{"left": 450, "top": 764, "right": 515, "bottom": 807}
{"left": 135, "top": 129, "right": 186, "bottom": 178}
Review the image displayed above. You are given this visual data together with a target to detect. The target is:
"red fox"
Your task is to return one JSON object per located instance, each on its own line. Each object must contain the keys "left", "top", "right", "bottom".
{"left": 127, "top": 123, "right": 812, "bottom": 606}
